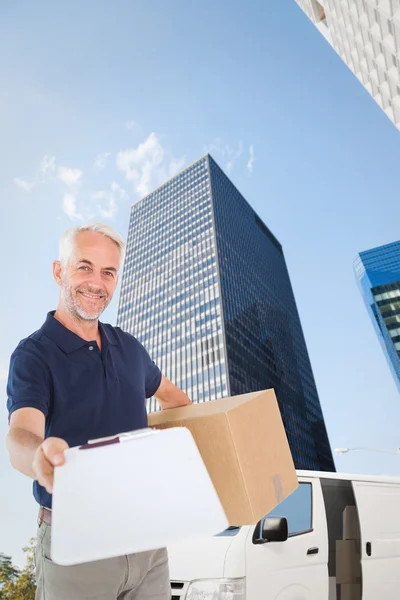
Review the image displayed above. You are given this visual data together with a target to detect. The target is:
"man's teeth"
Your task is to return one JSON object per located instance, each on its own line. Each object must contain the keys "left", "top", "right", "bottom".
{"left": 81, "top": 292, "right": 102, "bottom": 299}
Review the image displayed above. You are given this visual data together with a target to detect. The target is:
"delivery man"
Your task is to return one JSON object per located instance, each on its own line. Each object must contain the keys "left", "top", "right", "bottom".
{"left": 6, "top": 222, "right": 191, "bottom": 600}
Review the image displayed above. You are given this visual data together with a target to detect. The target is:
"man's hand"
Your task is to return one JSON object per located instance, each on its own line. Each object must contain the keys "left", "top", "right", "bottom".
{"left": 32, "top": 437, "right": 69, "bottom": 494}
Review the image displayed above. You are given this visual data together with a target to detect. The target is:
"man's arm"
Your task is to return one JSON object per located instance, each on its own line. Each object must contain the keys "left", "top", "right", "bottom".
{"left": 154, "top": 375, "right": 192, "bottom": 410}
{"left": 7, "top": 408, "right": 45, "bottom": 478}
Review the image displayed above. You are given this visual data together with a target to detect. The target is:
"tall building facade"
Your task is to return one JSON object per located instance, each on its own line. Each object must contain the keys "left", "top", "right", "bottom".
{"left": 354, "top": 240, "right": 400, "bottom": 392}
{"left": 294, "top": 0, "right": 400, "bottom": 130}
{"left": 117, "top": 155, "right": 335, "bottom": 472}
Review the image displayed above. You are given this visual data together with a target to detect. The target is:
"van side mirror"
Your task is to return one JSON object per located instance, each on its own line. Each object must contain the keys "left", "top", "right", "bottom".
{"left": 252, "top": 517, "right": 288, "bottom": 545}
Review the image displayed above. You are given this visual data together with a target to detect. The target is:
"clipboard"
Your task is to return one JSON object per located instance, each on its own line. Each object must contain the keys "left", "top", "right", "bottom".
{"left": 51, "top": 427, "right": 228, "bottom": 566}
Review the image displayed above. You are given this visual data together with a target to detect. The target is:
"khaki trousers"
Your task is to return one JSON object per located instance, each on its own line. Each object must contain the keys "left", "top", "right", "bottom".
{"left": 34, "top": 520, "right": 170, "bottom": 599}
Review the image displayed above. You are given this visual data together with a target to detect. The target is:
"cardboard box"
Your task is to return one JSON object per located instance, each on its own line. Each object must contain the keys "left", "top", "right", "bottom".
{"left": 343, "top": 505, "right": 361, "bottom": 540}
{"left": 336, "top": 540, "right": 361, "bottom": 585}
{"left": 148, "top": 389, "right": 298, "bottom": 526}
{"left": 340, "top": 584, "right": 362, "bottom": 600}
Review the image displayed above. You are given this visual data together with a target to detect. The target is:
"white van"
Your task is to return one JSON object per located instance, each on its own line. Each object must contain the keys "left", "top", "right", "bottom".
{"left": 168, "top": 470, "right": 400, "bottom": 600}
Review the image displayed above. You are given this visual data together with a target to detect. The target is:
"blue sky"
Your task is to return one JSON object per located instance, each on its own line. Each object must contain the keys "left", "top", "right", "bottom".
{"left": 1, "top": 0, "right": 399, "bottom": 566}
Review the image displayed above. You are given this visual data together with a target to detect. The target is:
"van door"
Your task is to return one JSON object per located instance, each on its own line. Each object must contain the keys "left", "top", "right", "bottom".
{"left": 352, "top": 480, "right": 400, "bottom": 599}
{"left": 245, "top": 477, "right": 329, "bottom": 600}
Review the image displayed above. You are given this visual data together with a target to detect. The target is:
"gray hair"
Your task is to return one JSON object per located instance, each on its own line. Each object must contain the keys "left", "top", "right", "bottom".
{"left": 59, "top": 223, "right": 125, "bottom": 270}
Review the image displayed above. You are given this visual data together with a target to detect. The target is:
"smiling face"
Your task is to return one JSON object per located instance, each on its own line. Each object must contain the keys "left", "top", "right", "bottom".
{"left": 54, "top": 230, "right": 120, "bottom": 322}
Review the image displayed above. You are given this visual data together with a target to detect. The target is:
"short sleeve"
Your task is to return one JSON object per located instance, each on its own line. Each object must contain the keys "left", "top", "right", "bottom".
{"left": 6, "top": 346, "right": 51, "bottom": 422}
{"left": 139, "top": 343, "right": 162, "bottom": 399}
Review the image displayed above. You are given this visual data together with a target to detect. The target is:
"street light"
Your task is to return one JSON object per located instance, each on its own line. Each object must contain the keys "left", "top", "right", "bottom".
{"left": 335, "top": 447, "right": 400, "bottom": 456}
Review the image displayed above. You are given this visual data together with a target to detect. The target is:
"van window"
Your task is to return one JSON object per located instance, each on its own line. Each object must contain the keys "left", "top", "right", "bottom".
{"left": 265, "top": 482, "right": 312, "bottom": 536}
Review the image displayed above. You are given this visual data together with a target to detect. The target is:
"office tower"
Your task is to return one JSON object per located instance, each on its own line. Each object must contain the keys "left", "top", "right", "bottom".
{"left": 295, "top": 0, "right": 400, "bottom": 130}
{"left": 354, "top": 240, "right": 400, "bottom": 392}
{"left": 117, "top": 154, "right": 335, "bottom": 471}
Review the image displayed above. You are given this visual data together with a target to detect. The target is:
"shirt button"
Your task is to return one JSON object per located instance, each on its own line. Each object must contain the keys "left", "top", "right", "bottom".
{"left": 88, "top": 346, "right": 94, "bottom": 351}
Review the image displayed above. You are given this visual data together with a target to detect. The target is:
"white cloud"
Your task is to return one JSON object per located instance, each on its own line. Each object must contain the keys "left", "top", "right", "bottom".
{"left": 247, "top": 145, "right": 255, "bottom": 174}
{"left": 58, "top": 167, "right": 83, "bottom": 187}
{"left": 116, "top": 132, "right": 185, "bottom": 197}
{"left": 13, "top": 178, "right": 35, "bottom": 192}
{"left": 205, "top": 139, "right": 243, "bottom": 173}
{"left": 63, "top": 194, "right": 83, "bottom": 221}
{"left": 92, "top": 182, "right": 128, "bottom": 220}
{"left": 125, "top": 119, "right": 137, "bottom": 130}
{"left": 13, "top": 154, "right": 90, "bottom": 221}
{"left": 13, "top": 155, "right": 56, "bottom": 192}
{"left": 56, "top": 165, "right": 84, "bottom": 219}
{"left": 94, "top": 152, "right": 111, "bottom": 170}
{"left": 40, "top": 155, "right": 56, "bottom": 180}
{"left": 226, "top": 142, "right": 243, "bottom": 172}
{"left": 169, "top": 156, "right": 186, "bottom": 178}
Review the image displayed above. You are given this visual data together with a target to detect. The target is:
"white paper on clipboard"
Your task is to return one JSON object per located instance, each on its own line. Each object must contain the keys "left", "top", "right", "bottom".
{"left": 51, "top": 427, "right": 228, "bottom": 566}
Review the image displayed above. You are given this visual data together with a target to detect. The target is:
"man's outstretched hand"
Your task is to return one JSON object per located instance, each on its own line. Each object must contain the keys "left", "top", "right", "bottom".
{"left": 32, "top": 437, "right": 69, "bottom": 494}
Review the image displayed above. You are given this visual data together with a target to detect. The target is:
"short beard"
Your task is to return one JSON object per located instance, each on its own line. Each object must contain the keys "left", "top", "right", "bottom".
{"left": 61, "top": 280, "right": 110, "bottom": 322}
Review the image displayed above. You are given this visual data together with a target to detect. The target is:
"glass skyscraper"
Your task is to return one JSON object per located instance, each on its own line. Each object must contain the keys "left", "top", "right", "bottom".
{"left": 354, "top": 240, "right": 400, "bottom": 393}
{"left": 117, "top": 154, "right": 335, "bottom": 472}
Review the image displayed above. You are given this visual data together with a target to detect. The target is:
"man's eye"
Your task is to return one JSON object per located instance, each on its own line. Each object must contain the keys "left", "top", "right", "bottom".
{"left": 79, "top": 266, "right": 89, "bottom": 271}
{"left": 105, "top": 271, "right": 114, "bottom": 277}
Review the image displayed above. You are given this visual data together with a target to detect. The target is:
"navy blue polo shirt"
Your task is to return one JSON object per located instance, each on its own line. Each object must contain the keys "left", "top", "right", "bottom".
{"left": 6, "top": 311, "right": 162, "bottom": 509}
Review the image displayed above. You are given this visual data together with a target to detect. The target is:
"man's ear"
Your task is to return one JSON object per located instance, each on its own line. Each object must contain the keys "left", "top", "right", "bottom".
{"left": 53, "top": 260, "right": 63, "bottom": 287}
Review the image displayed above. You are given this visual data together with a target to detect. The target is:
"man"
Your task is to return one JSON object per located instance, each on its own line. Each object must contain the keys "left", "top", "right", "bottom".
{"left": 6, "top": 223, "right": 191, "bottom": 600}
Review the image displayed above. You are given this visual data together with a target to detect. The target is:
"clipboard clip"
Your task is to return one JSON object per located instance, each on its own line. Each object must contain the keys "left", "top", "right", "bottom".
{"left": 79, "top": 428, "right": 160, "bottom": 450}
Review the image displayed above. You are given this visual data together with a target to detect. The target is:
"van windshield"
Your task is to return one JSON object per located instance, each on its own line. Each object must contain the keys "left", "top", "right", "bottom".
{"left": 215, "top": 526, "right": 241, "bottom": 537}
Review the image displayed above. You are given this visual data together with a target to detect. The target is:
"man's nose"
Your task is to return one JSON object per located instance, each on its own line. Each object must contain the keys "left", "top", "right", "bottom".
{"left": 87, "top": 270, "right": 104, "bottom": 290}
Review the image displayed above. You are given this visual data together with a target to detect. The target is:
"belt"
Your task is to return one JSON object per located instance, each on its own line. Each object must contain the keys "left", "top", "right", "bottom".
{"left": 38, "top": 506, "right": 52, "bottom": 526}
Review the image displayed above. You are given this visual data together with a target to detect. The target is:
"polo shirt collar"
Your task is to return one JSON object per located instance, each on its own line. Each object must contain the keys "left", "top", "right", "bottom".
{"left": 41, "top": 311, "right": 118, "bottom": 353}
{"left": 99, "top": 320, "right": 119, "bottom": 346}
